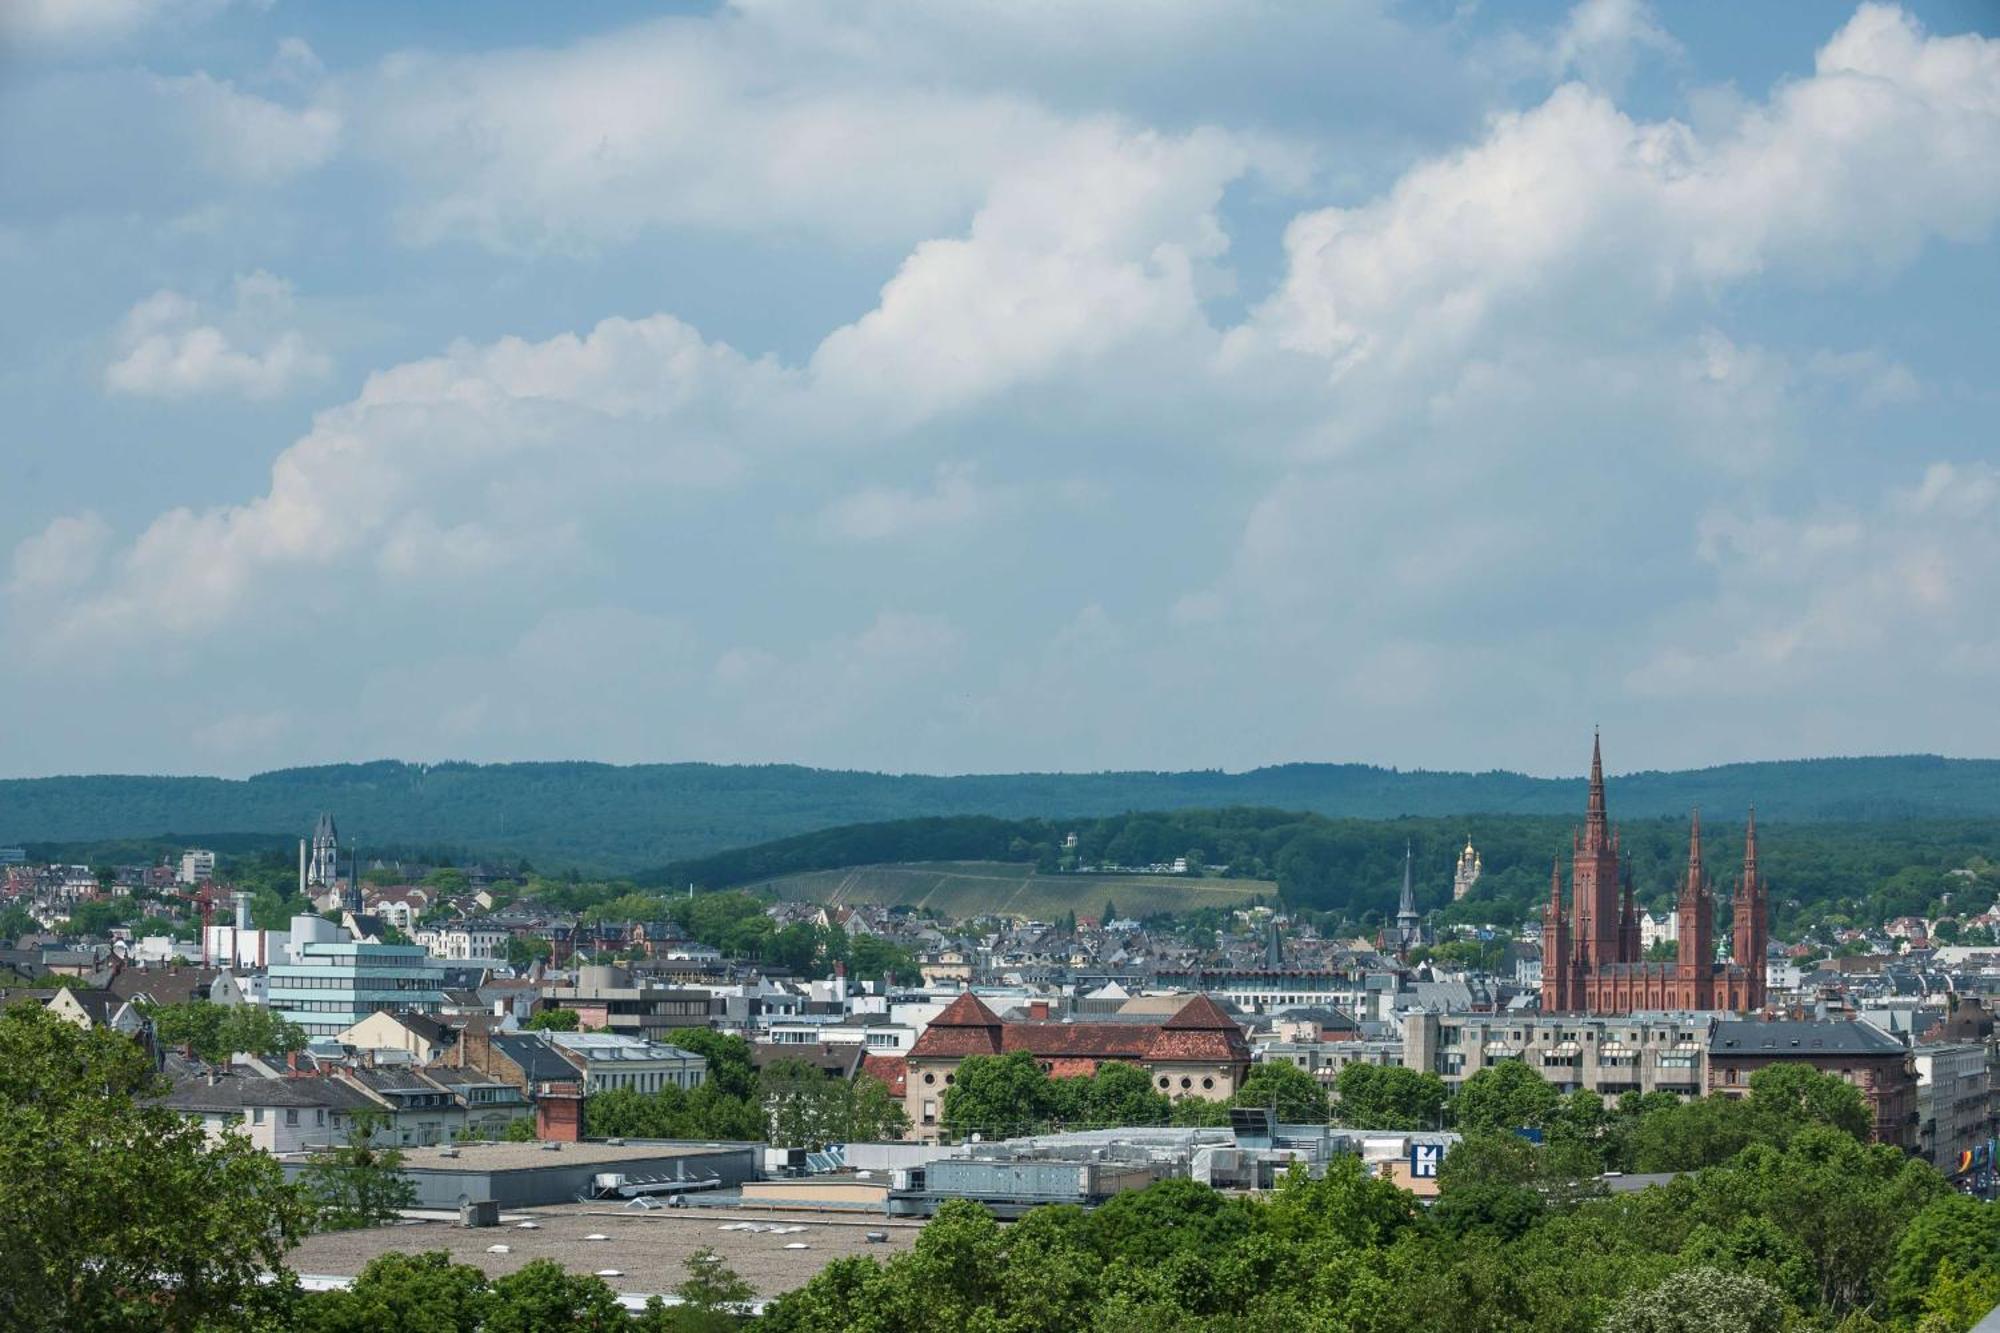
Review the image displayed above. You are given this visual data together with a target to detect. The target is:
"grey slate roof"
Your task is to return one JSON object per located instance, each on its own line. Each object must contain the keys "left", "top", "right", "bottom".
{"left": 489, "top": 1032, "right": 585, "bottom": 1084}
{"left": 1708, "top": 1019, "right": 1909, "bottom": 1056}
{"left": 159, "top": 1072, "right": 376, "bottom": 1113}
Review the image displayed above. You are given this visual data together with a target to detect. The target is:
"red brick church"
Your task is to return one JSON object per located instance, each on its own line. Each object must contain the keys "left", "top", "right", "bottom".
{"left": 1541, "top": 734, "right": 1767, "bottom": 1014}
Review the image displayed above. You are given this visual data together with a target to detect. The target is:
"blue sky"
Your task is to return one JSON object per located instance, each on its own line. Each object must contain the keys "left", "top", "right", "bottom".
{"left": 2, "top": 0, "right": 1996, "bottom": 780}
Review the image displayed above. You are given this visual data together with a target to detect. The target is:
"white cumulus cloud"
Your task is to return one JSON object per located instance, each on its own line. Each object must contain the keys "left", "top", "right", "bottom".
{"left": 105, "top": 272, "right": 331, "bottom": 400}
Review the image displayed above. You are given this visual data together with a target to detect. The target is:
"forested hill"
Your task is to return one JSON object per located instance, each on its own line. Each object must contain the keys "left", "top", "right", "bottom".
{"left": 1, "top": 754, "right": 1996, "bottom": 874}
{"left": 642, "top": 809, "right": 2000, "bottom": 933}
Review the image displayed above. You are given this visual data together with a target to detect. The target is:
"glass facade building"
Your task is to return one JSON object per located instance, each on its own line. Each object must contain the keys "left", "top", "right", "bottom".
{"left": 267, "top": 941, "right": 448, "bottom": 1036}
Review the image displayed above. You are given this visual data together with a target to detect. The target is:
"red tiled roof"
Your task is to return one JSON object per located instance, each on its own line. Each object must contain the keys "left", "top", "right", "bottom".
{"left": 1160, "top": 993, "right": 1239, "bottom": 1030}
{"left": 860, "top": 1054, "right": 907, "bottom": 1097}
{"left": 1002, "top": 1023, "right": 1153, "bottom": 1060}
{"left": 931, "top": 991, "right": 1004, "bottom": 1027}
{"left": 912, "top": 991, "right": 1252, "bottom": 1068}
{"left": 1145, "top": 994, "right": 1252, "bottom": 1063}
{"left": 908, "top": 991, "right": 1004, "bottom": 1058}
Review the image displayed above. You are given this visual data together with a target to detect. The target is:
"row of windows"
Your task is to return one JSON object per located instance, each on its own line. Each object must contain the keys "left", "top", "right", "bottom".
{"left": 1446, "top": 1028, "right": 1697, "bottom": 1047}
{"left": 592, "top": 1069, "right": 702, "bottom": 1094}
{"left": 1157, "top": 1075, "right": 1217, "bottom": 1092}
{"left": 240, "top": 1107, "right": 324, "bottom": 1127}
{"left": 275, "top": 974, "right": 440, "bottom": 990}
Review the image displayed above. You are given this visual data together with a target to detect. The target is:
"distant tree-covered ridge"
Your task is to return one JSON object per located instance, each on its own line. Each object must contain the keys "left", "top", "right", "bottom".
{"left": 648, "top": 808, "right": 2000, "bottom": 934}
{"left": 5, "top": 753, "right": 2000, "bottom": 874}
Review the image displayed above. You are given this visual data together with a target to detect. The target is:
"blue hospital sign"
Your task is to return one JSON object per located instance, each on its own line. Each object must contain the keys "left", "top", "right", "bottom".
{"left": 1410, "top": 1143, "right": 1443, "bottom": 1178}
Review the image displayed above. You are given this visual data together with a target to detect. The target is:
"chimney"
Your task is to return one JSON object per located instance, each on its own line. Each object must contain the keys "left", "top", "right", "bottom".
{"left": 298, "top": 839, "right": 307, "bottom": 897}
{"left": 1028, "top": 1000, "right": 1051, "bottom": 1021}
{"left": 233, "top": 892, "right": 250, "bottom": 935}
{"left": 535, "top": 1081, "right": 585, "bottom": 1143}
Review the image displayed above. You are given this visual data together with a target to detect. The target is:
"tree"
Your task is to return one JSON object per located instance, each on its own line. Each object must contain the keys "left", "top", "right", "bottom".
{"left": 1915, "top": 1260, "right": 2000, "bottom": 1333}
{"left": 1599, "top": 1266, "right": 1784, "bottom": 1333}
{"left": 302, "top": 1113, "right": 417, "bottom": 1230}
{"left": 1169, "top": 1096, "right": 1233, "bottom": 1127}
{"left": 0, "top": 903, "right": 37, "bottom": 942}
{"left": 846, "top": 933, "right": 916, "bottom": 985}
{"left": 943, "top": 1051, "right": 1057, "bottom": 1140}
{"left": 1334, "top": 1062, "right": 1449, "bottom": 1130}
{"left": 761, "top": 1059, "right": 910, "bottom": 1148}
{"left": 148, "top": 998, "right": 227, "bottom": 1058}
{"left": 1068, "top": 1061, "right": 1170, "bottom": 1128}
{"left": 526, "top": 1007, "right": 581, "bottom": 1032}
{"left": 761, "top": 1256, "right": 886, "bottom": 1333}
{"left": 63, "top": 896, "right": 133, "bottom": 937}
{"left": 670, "top": 1028, "right": 758, "bottom": 1099}
{"left": 1887, "top": 1194, "right": 2000, "bottom": 1317}
{"left": 505, "top": 934, "right": 553, "bottom": 970}
{"left": 640, "top": 1248, "right": 755, "bottom": 1332}
{"left": 1231, "top": 1061, "right": 1329, "bottom": 1122}
{"left": 299, "top": 1250, "right": 490, "bottom": 1332}
{"left": 148, "top": 1000, "right": 306, "bottom": 1062}
{"left": 216, "top": 1002, "right": 308, "bottom": 1060}
{"left": 1745, "top": 1062, "right": 1870, "bottom": 1142}
{"left": 485, "top": 1259, "right": 627, "bottom": 1332}
{"left": 1454, "top": 1059, "right": 1562, "bottom": 1134}
{"left": 0, "top": 1003, "right": 311, "bottom": 1332}
{"left": 424, "top": 868, "right": 471, "bottom": 896}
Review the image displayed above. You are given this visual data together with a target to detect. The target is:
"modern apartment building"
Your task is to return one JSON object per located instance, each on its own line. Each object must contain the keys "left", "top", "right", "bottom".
{"left": 1403, "top": 1011, "right": 1708, "bottom": 1100}
{"left": 539, "top": 963, "right": 713, "bottom": 1038}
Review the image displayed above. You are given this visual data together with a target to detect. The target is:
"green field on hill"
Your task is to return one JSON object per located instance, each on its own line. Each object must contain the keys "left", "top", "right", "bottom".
{"left": 747, "top": 860, "right": 1275, "bottom": 920}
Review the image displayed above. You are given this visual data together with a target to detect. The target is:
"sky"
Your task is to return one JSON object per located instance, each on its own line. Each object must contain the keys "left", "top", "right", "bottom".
{"left": 2, "top": 0, "right": 1997, "bottom": 781}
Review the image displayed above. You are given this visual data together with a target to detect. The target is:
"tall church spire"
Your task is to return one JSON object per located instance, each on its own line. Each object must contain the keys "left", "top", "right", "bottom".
{"left": 1682, "top": 807, "right": 1704, "bottom": 895}
{"left": 1586, "top": 728, "right": 1607, "bottom": 833}
{"left": 1733, "top": 806, "right": 1767, "bottom": 1008}
{"left": 1395, "top": 840, "right": 1422, "bottom": 954}
{"left": 1677, "top": 808, "right": 1714, "bottom": 992}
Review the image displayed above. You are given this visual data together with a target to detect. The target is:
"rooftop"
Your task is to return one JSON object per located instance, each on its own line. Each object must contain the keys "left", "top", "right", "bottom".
{"left": 547, "top": 1033, "right": 704, "bottom": 1061}
{"left": 379, "top": 1140, "right": 754, "bottom": 1172}
{"left": 1709, "top": 1019, "right": 1909, "bottom": 1055}
{"left": 284, "top": 1203, "right": 921, "bottom": 1297}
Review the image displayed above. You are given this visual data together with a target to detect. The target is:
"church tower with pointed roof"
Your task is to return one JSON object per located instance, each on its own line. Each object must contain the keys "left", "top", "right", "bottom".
{"left": 1394, "top": 840, "right": 1423, "bottom": 953}
{"left": 307, "top": 812, "right": 341, "bottom": 890}
{"left": 1540, "top": 734, "right": 1766, "bottom": 1014}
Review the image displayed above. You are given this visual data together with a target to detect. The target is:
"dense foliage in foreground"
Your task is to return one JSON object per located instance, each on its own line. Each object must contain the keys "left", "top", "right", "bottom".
{"left": 764, "top": 1134, "right": 2000, "bottom": 1333}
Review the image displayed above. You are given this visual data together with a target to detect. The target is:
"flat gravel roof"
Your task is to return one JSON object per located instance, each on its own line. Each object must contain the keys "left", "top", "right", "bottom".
{"left": 387, "top": 1141, "right": 751, "bottom": 1172}
{"left": 287, "top": 1203, "right": 921, "bottom": 1297}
